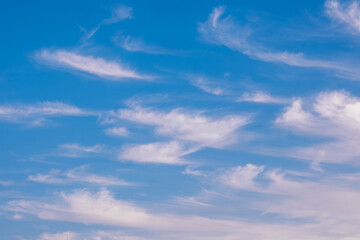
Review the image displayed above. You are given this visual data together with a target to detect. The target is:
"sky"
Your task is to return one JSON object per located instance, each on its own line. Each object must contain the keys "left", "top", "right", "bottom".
{"left": 2, "top": 0, "right": 360, "bottom": 239}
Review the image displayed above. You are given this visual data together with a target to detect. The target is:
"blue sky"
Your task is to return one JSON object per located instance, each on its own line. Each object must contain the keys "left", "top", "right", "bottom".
{"left": 2, "top": 0, "right": 360, "bottom": 239}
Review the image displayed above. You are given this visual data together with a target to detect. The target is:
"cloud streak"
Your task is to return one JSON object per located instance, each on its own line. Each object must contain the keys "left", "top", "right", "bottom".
{"left": 237, "top": 91, "right": 288, "bottom": 104}
{"left": 37, "top": 50, "right": 148, "bottom": 80}
{"left": 28, "top": 166, "right": 130, "bottom": 186}
{"left": 116, "top": 105, "right": 249, "bottom": 148}
{"left": 119, "top": 141, "right": 197, "bottom": 164}
{"left": 198, "top": 6, "right": 360, "bottom": 80}
{"left": 0, "top": 101, "right": 92, "bottom": 126}
{"left": 6, "top": 188, "right": 352, "bottom": 240}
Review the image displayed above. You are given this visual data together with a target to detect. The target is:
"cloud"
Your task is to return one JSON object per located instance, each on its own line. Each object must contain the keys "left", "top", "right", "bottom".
{"left": 57, "top": 143, "right": 104, "bottom": 158}
{"left": 37, "top": 50, "right": 148, "bottom": 80}
{"left": 39, "top": 232, "right": 78, "bottom": 240}
{"left": 215, "top": 164, "right": 360, "bottom": 228}
{"left": 182, "top": 167, "right": 204, "bottom": 176}
{"left": 104, "top": 127, "right": 129, "bottom": 137}
{"left": 114, "top": 35, "right": 177, "bottom": 55}
{"left": 325, "top": 0, "right": 360, "bottom": 34}
{"left": 38, "top": 230, "right": 143, "bottom": 240}
{"left": 6, "top": 188, "right": 350, "bottom": 240}
{"left": 0, "top": 101, "right": 92, "bottom": 126}
{"left": 83, "top": 5, "right": 133, "bottom": 41}
{"left": 219, "top": 164, "right": 264, "bottom": 190}
{"left": 275, "top": 90, "right": 360, "bottom": 164}
{"left": 0, "top": 180, "right": 13, "bottom": 186}
{"left": 119, "top": 141, "right": 195, "bottom": 164}
{"left": 103, "top": 5, "right": 133, "bottom": 24}
{"left": 189, "top": 76, "right": 225, "bottom": 95}
{"left": 198, "top": 7, "right": 360, "bottom": 79}
{"left": 116, "top": 105, "right": 249, "bottom": 148}
{"left": 28, "top": 166, "right": 130, "bottom": 186}
{"left": 237, "top": 91, "right": 288, "bottom": 104}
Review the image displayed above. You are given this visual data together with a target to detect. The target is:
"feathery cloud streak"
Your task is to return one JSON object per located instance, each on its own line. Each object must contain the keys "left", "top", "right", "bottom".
{"left": 0, "top": 101, "right": 92, "bottom": 126}
{"left": 198, "top": 7, "right": 360, "bottom": 79}
{"left": 37, "top": 50, "right": 148, "bottom": 80}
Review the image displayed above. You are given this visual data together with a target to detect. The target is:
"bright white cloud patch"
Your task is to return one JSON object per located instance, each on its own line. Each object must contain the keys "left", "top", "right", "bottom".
{"left": 120, "top": 141, "right": 195, "bottom": 164}
{"left": 117, "top": 106, "right": 248, "bottom": 147}
{"left": 37, "top": 50, "right": 146, "bottom": 80}
{"left": 276, "top": 90, "right": 360, "bottom": 163}
{"left": 219, "top": 164, "right": 264, "bottom": 190}
{"left": 0, "top": 101, "right": 91, "bottom": 126}
{"left": 326, "top": 0, "right": 360, "bottom": 34}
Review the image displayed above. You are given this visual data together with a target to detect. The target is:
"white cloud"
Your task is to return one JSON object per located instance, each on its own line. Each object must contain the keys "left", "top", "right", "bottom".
{"left": 119, "top": 141, "right": 195, "bottom": 164}
{"left": 28, "top": 166, "right": 130, "bottom": 186}
{"left": 238, "top": 91, "right": 287, "bottom": 104}
{"left": 37, "top": 50, "right": 147, "bottom": 80}
{"left": 0, "top": 101, "right": 92, "bottom": 126}
{"left": 103, "top": 5, "right": 133, "bottom": 24}
{"left": 83, "top": 5, "right": 133, "bottom": 41}
{"left": 326, "top": 0, "right": 360, "bottom": 34}
{"left": 7, "top": 188, "right": 351, "bottom": 240}
{"left": 219, "top": 164, "right": 264, "bottom": 190}
{"left": 38, "top": 230, "right": 143, "bottom": 240}
{"left": 175, "top": 196, "right": 212, "bottom": 207}
{"left": 105, "top": 127, "right": 129, "bottom": 137}
{"left": 57, "top": 143, "right": 104, "bottom": 158}
{"left": 198, "top": 7, "right": 360, "bottom": 79}
{"left": 189, "top": 76, "right": 225, "bottom": 95}
{"left": 117, "top": 106, "right": 249, "bottom": 148}
{"left": 114, "top": 35, "right": 176, "bottom": 55}
{"left": 182, "top": 167, "right": 204, "bottom": 176}
{"left": 276, "top": 91, "right": 360, "bottom": 163}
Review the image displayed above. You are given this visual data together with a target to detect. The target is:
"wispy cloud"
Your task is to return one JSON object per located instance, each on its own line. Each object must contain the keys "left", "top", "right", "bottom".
{"left": 57, "top": 143, "right": 104, "bottom": 158}
{"left": 0, "top": 180, "right": 12, "bottom": 186}
{"left": 237, "top": 91, "right": 288, "bottom": 104}
{"left": 219, "top": 164, "right": 265, "bottom": 190}
{"left": 275, "top": 90, "right": 360, "bottom": 164}
{"left": 215, "top": 164, "right": 360, "bottom": 228}
{"left": 325, "top": 0, "right": 360, "bottom": 34}
{"left": 198, "top": 6, "right": 360, "bottom": 79}
{"left": 114, "top": 35, "right": 178, "bottom": 55}
{"left": 103, "top": 5, "right": 133, "bottom": 24}
{"left": 6, "top": 188, "right": 349, "bottom": 240}
{"left": 189, "top": 76, "right": 225, "bottom": 95}
{"left": 38, "top": 230, "right": 143, "bottom": 240}
{"left": 82, "top": 5, "right": 133, "bottom": 41}
{"left": 37, "top": 50, "right": 148, "bottom": 80}
{"left": 0, "top": 101, "right": 92, "bottom": 126}
{"left": 119, "top": 141, "right": 196, "bottom": 164}
{"left": 116, "top": 105, "right": 249, "bottom": 148}
{"left": 28, "top": 166, "right": 130, "bottom": 186}
{"left": 104, "top": 127, "right": 129, "bottom": 137}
